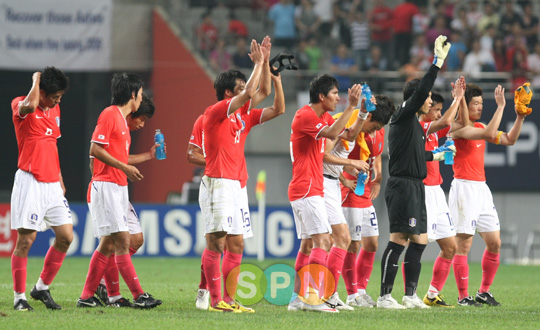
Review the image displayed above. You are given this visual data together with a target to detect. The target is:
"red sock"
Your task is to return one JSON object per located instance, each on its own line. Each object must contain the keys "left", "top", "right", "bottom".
{"left": 479, "top": 250, "right": 500, "bottom": 293}
{"left": 453, "top": 255, "right": 469, "bottom": 300}
{"left": 202, "top": 249, "right": 222, "bottom": 306}
{"left": 81, "top": 251, "right": 108, "bottom": 300}
{"left": 430, "top": 256, "right": 452, "bottom": 293}
{"left": 327, "top": 247, "right": 347, "bottom": 294}
{"left": 308, "top": 248, "right": 328, "bottom": 297}
{"left": 116, "top": 254, "right": 144, "bottom": 300}
{"left": 356, "top": 249, "right": 375, "bottom": 291}
{"left": 199, "top": 255, "right": 207, "bottom": 290}
{"left": 342, "top": 252, "right": 357, "bottom": 295}
{"left": 40, "top": 246, "right": 66, "bottom": 285}
{"left": 129, "top": 247, "right": 137, "bottom": 256}
{"left": 294, "top": 251, "right": 309, "bottom": 295}
{"left": 103, "top": 254, "right": 120, "bottom": 297}
{"left": 222, "top": 250, "right": 242, "bottom": 304}
{"left": 11, "top": 254, "right": 27, "bottom": 294}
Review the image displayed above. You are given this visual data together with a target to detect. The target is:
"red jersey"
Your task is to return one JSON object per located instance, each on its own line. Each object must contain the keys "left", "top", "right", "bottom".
{"left": 203, "top": 99, "right": 251, "bottom": 180}
{"left": 288, "top": 106, "right": 335, "bottom": 201}
{"left": 11, "top": 96, "right": 61, "bottom": 182}
{"left": 370, "top": 6, "right": 394, "bottom": 42}
{"left": 393, "top": 2, "right": 419, "bottom": 33}
{"left": 421, "top": 122, "right": 450, "bottom": 186}
{"left": 189, "top": 115, "right": 204, "bottom": 149}
{"left": 238, "top": 108, "right": 264, "bottom": 187}
{"left": 91, "top": 106, "right": 131, "bottom": 186}
{"left": 341, "top": 129, "right": 385, "bottom": 208}
{"left": 453, "top": 122, "right": 486, "bottom": 181}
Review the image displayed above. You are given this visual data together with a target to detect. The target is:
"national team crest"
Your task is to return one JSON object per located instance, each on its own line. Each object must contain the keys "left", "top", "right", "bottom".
{"left": 409, "top": 218, "right": 417, "bottom": 227}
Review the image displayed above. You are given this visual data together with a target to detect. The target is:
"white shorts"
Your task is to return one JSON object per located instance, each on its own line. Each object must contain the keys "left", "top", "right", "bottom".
{"left": 290, "top": 195, "right": 332, "bottom": 239}
{"left": 199, "top": 176, "right": 243, "bottom": 235}
{"left": 425, "top": 185, "right": 456, "bottom": 242}
{"left": 449, "top": 179, "right": 500, "bottom": 235}
{"left": 89, "top": 181, "right": 130, "bottom": 237}
{"left": 87, "top": 201, "right": 141, "bottom": 236}
{"left": 342, "top": 206, "right": 379, "bottom": 241}
{"left": 11, "top": 170, "right": 72, "bottom": 231}
{"left": 323, "top": 177, "right": 347, "bottom": 226}
{"left": 239, "top": 187, "right": 253, "bottom": 239}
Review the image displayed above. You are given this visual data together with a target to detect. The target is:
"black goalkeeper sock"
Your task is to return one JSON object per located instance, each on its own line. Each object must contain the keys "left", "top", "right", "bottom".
{"left": 403, "top": 242, "right": 427, "bottom": 296}
{"left": 380, "top": 241, "right": 405, "bottom": 296}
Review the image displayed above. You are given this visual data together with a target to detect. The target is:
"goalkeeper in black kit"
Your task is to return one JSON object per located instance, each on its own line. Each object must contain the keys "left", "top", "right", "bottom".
{"left": 376, "top": 36, "right": 453, "bottom": 309}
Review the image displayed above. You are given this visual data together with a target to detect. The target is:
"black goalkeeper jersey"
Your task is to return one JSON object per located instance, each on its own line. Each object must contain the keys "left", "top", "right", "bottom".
{"left": 388, "top": 65, "right": 439, "bottom": 180}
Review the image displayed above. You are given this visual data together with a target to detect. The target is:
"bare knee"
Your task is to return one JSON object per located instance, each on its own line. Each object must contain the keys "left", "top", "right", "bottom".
{"left": 485, "top": 239, "right": 501, "bottom": 254}
{"left": 130, "top": 234, "right": 144, "bottom": 252}
{"left": 14, "top": 231, "right": 36, "bottom": 255}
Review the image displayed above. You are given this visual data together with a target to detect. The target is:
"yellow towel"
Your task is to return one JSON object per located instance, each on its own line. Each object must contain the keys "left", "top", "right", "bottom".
{"left": 332, "top": 110, "right": 370, "bottom": 160}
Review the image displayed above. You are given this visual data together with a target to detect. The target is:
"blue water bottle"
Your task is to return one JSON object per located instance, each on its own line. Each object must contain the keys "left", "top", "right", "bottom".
{"left": 154, "top": 129, "right": 166, "bottom": 160}
{"left": 361, "top": 83, "right": 376, "bottom": 112}
{"left": 355, "top": 171, "right": 368, "bottom": 196}
{"left": 444, "top": 137, "right": 454, "bottom": 165}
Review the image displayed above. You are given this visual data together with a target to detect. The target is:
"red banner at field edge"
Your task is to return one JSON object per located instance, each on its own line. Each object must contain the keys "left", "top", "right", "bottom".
{"left": 0, "top": 203, "right": 16, "bottom": 257}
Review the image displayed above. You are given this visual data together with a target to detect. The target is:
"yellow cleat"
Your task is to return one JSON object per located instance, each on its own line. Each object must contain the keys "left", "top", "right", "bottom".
{"left": 423, "top": 294, "right": 454, "bottom": 308}
{"left": 208, "top": 300, "right": 242, "bottom": 313}
{"left": 230, "top": 301, "right": 255, "bottom": 313}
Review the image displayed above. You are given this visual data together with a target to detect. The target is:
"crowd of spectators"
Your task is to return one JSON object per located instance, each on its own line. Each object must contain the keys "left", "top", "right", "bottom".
{"left": 192, "top": 0, "right": 540, "bottom": 91}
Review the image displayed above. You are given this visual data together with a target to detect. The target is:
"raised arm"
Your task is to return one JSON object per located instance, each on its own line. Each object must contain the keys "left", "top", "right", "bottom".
{"left": 19, "top": 72, "right": 41, "bottom": 115}
{"left": 250, "top": 36, "right": 273, "bottom": 109}
{"left": 90, "top": 142, "right": 143, "bottom": 182}
{"left": 260, "top": 69, "right": 285, "bottom": 123}
{"left": 228, "top": 39, "right": 265, "bottom": 115}
{"left": 427, "top": 76, "right": 465, "bottom": 135}
{"left": 340, "top": 98, "right": 370, "bottom": 141}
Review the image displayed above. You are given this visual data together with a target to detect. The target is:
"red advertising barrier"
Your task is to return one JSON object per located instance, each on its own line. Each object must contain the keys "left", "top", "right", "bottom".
{"left": 0, "top": 203, "right": 16, "bottom": 257}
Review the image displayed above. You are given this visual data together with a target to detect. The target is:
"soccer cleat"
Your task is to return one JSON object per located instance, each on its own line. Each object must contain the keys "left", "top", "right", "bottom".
{"left": 108, "top": 297, "right": 133, "bottom": 308}
{"left": 195, "top": 289, "right": 210, "bottom": 310}
{"left": 475, "top": 291, "right": 501, "bottom": 306}
{"left": 376, "top": 294, "right": 406, "bottom": 309}
{"left": 302, "top": 302, "right": 339, "bottom": 313}
{"left": 287, "top": 297, "right": 304, "bottom": 311}
{"left": 457, "top": 296, "right": 483, "bottom": 307}
{"left": 14, "top": 299, "right": 34, "bottom": 311}
{"left": 96, "top": 283, "right": 109, "bottom": 305}
{"left": 30, "top": 286, "right": 61, "bottom": 310}
{"left": 230, "top": 301, "right": 255, "bottom": 313}
{"left": 347, "top": 294, "right": 374, "bottom": 308}
{"left": 325, "top": 292, "right": 353, "bottom": 311}
{"left": 133, "top": 293, "right": 162, "bottom": 309}
{"left": 423, "top": 293, "right": 454, "bottom": 308}
{"left": 359, "top": 293, "right": 377, "bottom": 307}
{"left": 208, "top": 300, "right": 241, "bottom": 313}
{"left": 77, "top": 296, "right": 103, "bottom": 308}
{"left": 402, "top": 294, "right": 430, "bottom": 309}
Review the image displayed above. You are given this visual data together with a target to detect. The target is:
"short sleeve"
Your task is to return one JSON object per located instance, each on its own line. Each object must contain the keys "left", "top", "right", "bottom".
{"left": 299, "top": 110, "right": 328, "bottom": 140}
{"left": 91, "top": 111, "right": 115, "bottom": 145}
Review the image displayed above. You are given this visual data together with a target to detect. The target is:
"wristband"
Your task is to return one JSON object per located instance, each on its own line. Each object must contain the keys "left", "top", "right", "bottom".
{"left": 495, "top": 131, "right": 503, "bottom": 145}
{"left": 358, "top": 111, "right": 368, "bottom": 120}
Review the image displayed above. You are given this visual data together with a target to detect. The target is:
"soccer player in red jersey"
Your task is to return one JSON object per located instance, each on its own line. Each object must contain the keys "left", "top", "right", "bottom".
{"left": 190, "top": 49, "right": 285, "bottom": 312}
{"left": 10, "top": 67, "right": 71, "bottom": 311}
{"left": 449, "top": 83, "right": 529, "bottom": 307}
{"left": 287, "top": 74, "right": 364, "bottom": 313}
{"left": 199, "top": 37, "right": 282, "bottom": 313}
{"left": 89, "top": 95, "right": 161, "bottom": 307}
{"left": 77, "top": 73, "right": 161, "bottom": 309}
{"left": 337, "top": 96, "right": 395, "bottom": 308}
{"left": 417, "top": 77, "right": 468, "bottom": 308}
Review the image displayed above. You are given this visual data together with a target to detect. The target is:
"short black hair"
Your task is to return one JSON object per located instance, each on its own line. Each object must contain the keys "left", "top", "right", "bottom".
{"left": 370, "top": 95, "right": 395, "bottom": 125}
{"left": 133, "top": 94, "right": 155, "bottom": 119}
{"left": 309, "top": 74, "right": 339, "bottom": 104}
{"left": 431, "top": 92, "right": 444, "bottom": 105}
{"left": 403, "top": 78, "right": 420, "bottom": 101}
{"left": 465, "top": 83, "right": 483, "bottom": 105}
{"left": 40, "top": 66, "right": 69, "bottom": 95}
{"left": 213, "top": 69, "right": 247, "bottom": 101}
{"left": 111, "top": 73, "right": 143, "bottom": 106}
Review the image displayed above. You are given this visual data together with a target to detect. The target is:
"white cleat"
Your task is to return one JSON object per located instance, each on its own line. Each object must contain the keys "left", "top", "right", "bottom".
{"left": 347, "top": 294, "right": 374, "bottom": 308}
{"left": 287, "top": 297, "right": 304, "bottom": 311}
{"left": 377, "top": 294, "right": 407, "bottom": 309}
{"left": 402, "top": 294, "right": 430, "bottom": 309}
{"left": 195, "top": 289, "right": 209, "bottom": 310}
{"left": 302, "top": 301, "right": 339, "bottom": 313}
{"left": 327, "top": 292, "right": 354, "bottom": 311}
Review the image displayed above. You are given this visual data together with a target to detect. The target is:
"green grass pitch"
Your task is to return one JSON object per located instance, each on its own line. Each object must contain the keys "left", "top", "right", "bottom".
{"left": 1, "top": 257, "right": 539, "bottom": 329}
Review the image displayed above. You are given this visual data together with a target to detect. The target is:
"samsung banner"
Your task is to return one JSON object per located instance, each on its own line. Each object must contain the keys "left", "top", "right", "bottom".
{"left": 0, "top": 203, "right": 300, "bottom": 258}
{"left": 0, "top": 0, "right": 111, "bottom": 71}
